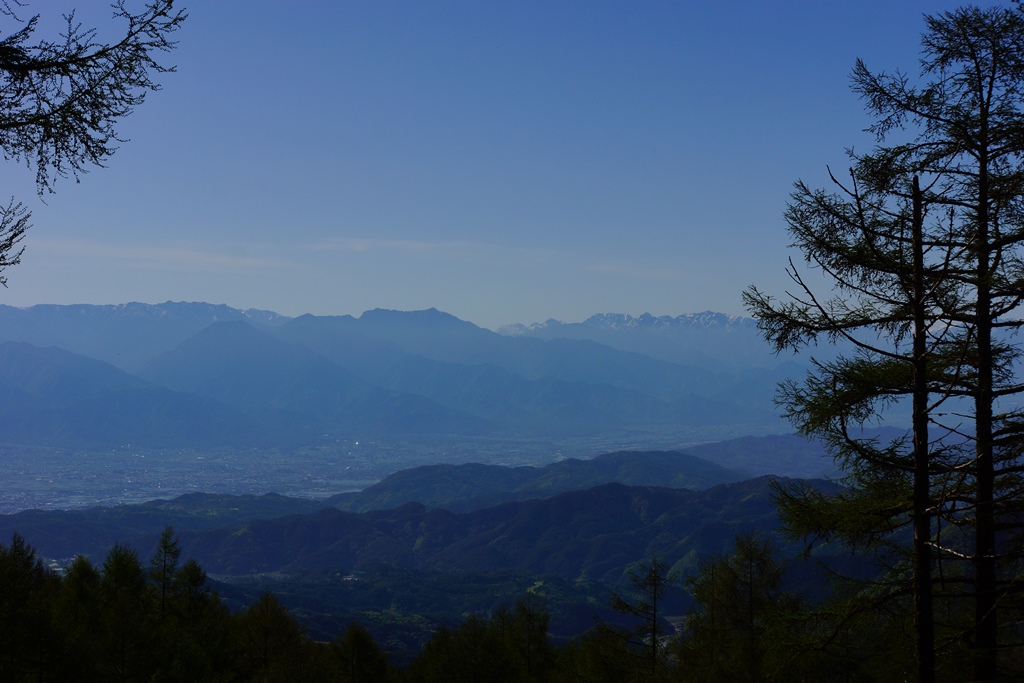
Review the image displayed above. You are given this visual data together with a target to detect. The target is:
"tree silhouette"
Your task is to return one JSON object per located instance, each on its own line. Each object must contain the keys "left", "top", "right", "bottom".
{"left": 606, "top": 556, "right": 674, "bottom": 677}
{"left": 745, "top": 6, "right": 1024, "bottom": 681}
{"left": 0, "top": 1, "right": 186, "bottom": 285}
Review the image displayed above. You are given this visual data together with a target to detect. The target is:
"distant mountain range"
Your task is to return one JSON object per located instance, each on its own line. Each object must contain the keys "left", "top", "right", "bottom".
{"left": 0, "top": 301, "right": 289, "bottom": 372}
{"left": 0, "top": 341, "right": 265, "bottom": 448}
{"left": 0, "top": 302, "right": 810, "bottom": 451}
{"left": 498, "top": 311, "right": 785, "bottom": 369}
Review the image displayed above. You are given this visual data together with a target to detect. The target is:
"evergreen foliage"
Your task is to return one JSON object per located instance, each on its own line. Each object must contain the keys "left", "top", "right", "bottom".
{"left": 745, "top": 5, "right": 1024, "bottom": 681}
{"left": 604, "top": 557, "right": 674, "bottom": 677}
{"left": 0, "top": 530, "right": 978, "bottom": 680}
{"left": 0, "top": 532, "right": 407, "bottom": 682}
{"left": 677, "top": 535, "right": 791, "bottom": 682}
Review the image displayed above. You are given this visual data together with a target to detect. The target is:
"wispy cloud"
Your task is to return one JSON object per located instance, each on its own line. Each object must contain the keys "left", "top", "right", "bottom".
{"left": 307, "top": 237, "right": 488, "bottom": 258}
{"left": 32, "top": 239, "right": 298, "bottom": 272}
{"left": 306, "top": 236, "right": 563, "bottom": 263}
{"left": 308, "top": 237, "right": 691, "bottom": 283}
{"left": 32, "top": 236, "right": 685, "bottom": 284}
{"left": 586, "top": 261, "right": 687, "bottom": 282}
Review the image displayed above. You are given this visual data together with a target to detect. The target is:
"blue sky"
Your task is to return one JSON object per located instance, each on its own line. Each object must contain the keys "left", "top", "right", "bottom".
{"left": 0, "top": 1, "right": 999, "bottom": 329}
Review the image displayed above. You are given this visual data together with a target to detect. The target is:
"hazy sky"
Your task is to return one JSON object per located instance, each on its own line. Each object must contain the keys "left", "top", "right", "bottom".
{"left": 0, "top": 1, "right": 1000, "bottom": 329}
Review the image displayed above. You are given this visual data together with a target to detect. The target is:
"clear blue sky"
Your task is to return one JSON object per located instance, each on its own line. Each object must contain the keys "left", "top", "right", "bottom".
{"left": 0, "top": 1, "right": 998, "bottom": 329}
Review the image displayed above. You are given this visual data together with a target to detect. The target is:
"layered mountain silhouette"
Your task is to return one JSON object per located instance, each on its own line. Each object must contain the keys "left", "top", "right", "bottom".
{"left": 0, "top": 476, "right": 804, "bottom": 584}
{"left": 176, "top": 478, "right": 810, "bottom": 583}
{"left": 0, "top": 341, "right": 266, "bottom": 448}
{"left": 0, "top": 302, "right": 800, "bottom": 450}
{"left": 329, "top": 449, "right": 745, "bottom": 513}
{"left": 0, "top": 447, "right": 856, "bottom": 648}
{"left": 498, "top": 311, "right": 776, "bottom": 369}
{"left": 0, "top": 301, "right": 289, "bottom": 372}
{"left": 0, "top": 447, "right": 747, "bottom": 556}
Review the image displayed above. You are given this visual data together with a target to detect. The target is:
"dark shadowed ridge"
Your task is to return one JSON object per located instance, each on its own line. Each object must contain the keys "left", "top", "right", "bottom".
{"left": 177, "top": 478, "right": 809, "bottom": 584}
{"left": 329, "top": 450, "right": 746, "bottom": 513}
{"left": 0, "top": 492, "right": 330, "bottom": 561}
{"left": 686, "top": 429, "right": 912, "bottom": 479}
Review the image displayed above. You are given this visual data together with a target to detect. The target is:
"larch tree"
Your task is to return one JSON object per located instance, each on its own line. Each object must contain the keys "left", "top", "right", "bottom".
{"left": 100, "top": 543, "right": 152, "bottom": 682}
{"left": 0, "top": 0, "right": 186, "bottom": 285}
{"left": 678, "top": 534, "right": 800, "bottom": 683}
{"left": 743, "top": 152, "right": 956, "bottom": 683}
{"left": 852, "top": 9, "right": 1024, "bottom": 680}
{"left": 606, "top": 556, "right": 674, "bottom": 677}
{"left": 148, "top": 524, "right": 181, "bottom": 621}
{"left": 745, "top": 5, "right": 1024, "bottom": 682}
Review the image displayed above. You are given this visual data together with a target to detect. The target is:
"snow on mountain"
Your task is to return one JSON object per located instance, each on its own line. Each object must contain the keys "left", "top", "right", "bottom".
{"left": 581, "top": 311, "right": 754, "bottom": 330}
{"left": 496, "top": 311, "right": 776, "bottom": 369}
{"left": 498, "top": 311, "right": 756, "bottom": 335}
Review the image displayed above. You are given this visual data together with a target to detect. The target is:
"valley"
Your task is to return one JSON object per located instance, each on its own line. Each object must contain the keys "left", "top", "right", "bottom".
{"left": 0, "top": 301, "right": 854, "bottom": 671}
{"left": 0, "top": 301, "right": 810, "bottom": 514}
{"left": 0, "top": 424, "right": 789, "bottom": 514}
{"left": 0, "top": 441, "right": 849, "bottom": 665}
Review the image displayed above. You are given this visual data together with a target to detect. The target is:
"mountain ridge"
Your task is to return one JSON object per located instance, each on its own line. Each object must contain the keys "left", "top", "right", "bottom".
{"left": 498, "top": 310, "right": 755, "bottom": 334}
{"left": 0, "top": 302, "right": 799, "bottom": 452}
{"left": 328, "top": 449, "right": 746, "bottom": 513}
{"left": 495, "top": 309, "right": 783, "bottom": 370}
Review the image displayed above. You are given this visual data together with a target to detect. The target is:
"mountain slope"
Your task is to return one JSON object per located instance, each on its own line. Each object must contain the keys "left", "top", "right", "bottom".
{"left": 180, "top": 478, "right": 799, "bottom": 584}
{"left": 273, "top": 312, "right": 782, "bottom": 429}
{"left": 0, "top": 475, "right": 834, "bottom": 586}
{"left": 139, "top": 320, "right": 490, "bottom": 437}
{"left": 0, "top": 302, "right": 801, "bottom": 449}
{"left": 0, "top": 492, "right": 329, "bottom": 560}
{"left": 497, "top": 311, "right": 779, "bottom": 369}
{"left": 0, "top": 301, "right": 290, "bottom": 372}
{"left": 684, "top": 433, "right": 893, "bottom": 479}
{"left": 330, "top": 450, "right": 745, "bottom": 513}
{"left": 0, "top": 342, "right": 265, "bottom": 448}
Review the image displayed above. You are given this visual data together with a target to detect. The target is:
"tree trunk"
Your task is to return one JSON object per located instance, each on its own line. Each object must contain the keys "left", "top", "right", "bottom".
{"left": 911, "top": 176, "right": 935, "bottom": 683}
{"left": 975, "top": 152, "right": 997, "bottom": 682}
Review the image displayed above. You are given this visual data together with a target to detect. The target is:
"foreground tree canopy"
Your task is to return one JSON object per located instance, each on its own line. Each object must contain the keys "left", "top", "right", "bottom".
{"left": 746, "top": 5, "right": 1024, "bottom": 682}
{"left": 0, "top": 531, "right": 846, "bottom": 683}
{"left": 0, "top": 0, "right": 186, "bottom": 285}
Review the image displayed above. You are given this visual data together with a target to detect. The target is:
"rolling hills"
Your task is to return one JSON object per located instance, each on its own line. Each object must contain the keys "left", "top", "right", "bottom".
{"left": 329, "top": 449, "right": 745, "bottom": 513}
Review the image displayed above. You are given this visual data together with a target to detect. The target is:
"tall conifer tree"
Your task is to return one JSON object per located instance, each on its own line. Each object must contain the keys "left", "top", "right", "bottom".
{"left": 746, "top": 6, "right": 1024, "bottom": 681}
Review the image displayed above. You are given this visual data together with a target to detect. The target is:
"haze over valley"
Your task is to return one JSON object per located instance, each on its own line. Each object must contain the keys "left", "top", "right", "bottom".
{"left": 0, "top": 299, "right": 858, "bottom": 665}
{"left": 0, "top": 301, "right": 835, "bottom": 513}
